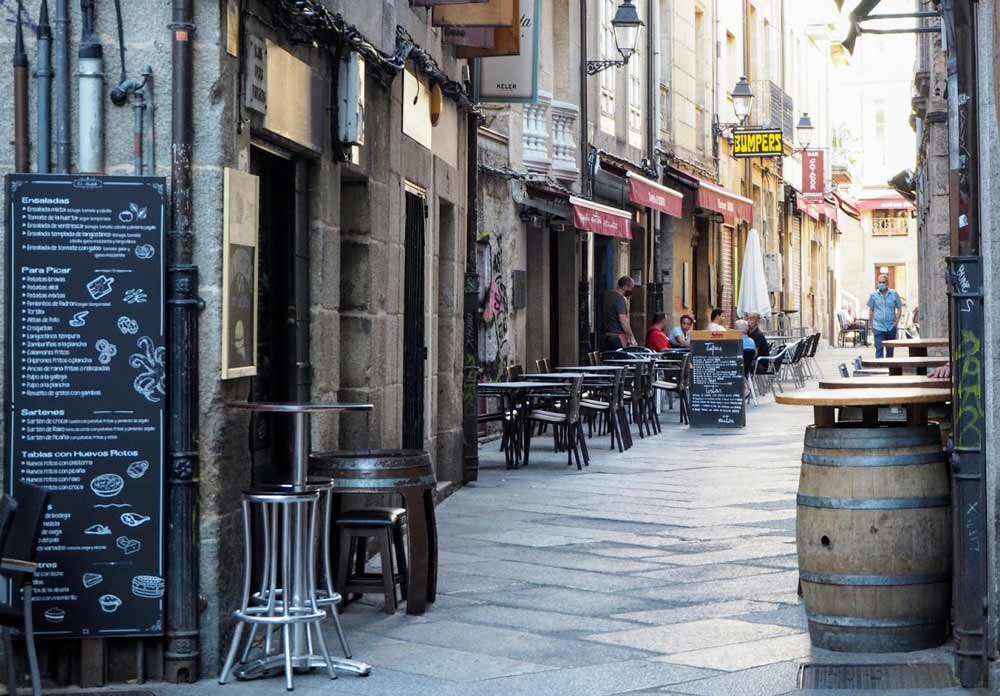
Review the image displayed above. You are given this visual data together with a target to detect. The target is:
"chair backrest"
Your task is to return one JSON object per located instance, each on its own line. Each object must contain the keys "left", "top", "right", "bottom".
{"left": 838, "top": 363, "right": 850, "bottom": 378}
{"left": 535, "top": 358, "right": 546, "bottom": 373}
{"left": 589, "top": 351, "right": 601, "bottom": 366}
{"left": 0, "top": 495, "right": 17, "bottom": 557}
{"left": 564, "top": 375, "right": 584, "bottom": 424}
{"left": 742, "top": 349, "right": 756, "bottom": 376}
{"left": 678, "top": 354, "right": 693, "bottom": 390}
{"left": 854, "top": 355, "right": 864, "bottom": 370}
{"left": 507, "top": 364, "right": 523, "bottom": 381}
{"left": 542, "top": 357, "right": 552, "bottom": 372}
{"left": 809, "top": 333, "right": 821, "bottom": 357}
{"left": 5, "top": 484, "right": 49, "bottom": 576}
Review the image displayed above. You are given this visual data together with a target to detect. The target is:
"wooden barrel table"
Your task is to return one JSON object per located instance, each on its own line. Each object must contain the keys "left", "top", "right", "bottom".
{"left": 309, "top": 449, "right": 438, "bottom": 615}
{"left": 882, "top": 337, "right": 949, "bottom": 357}
{"left": 861, "top": 356, "right": 948, "bottom": 376}
{"left": 776, "top": 388, "right": 953, "bottom": 652}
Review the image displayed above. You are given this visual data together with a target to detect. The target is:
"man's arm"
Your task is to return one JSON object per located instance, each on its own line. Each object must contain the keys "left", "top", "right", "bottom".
{"left": 894, "top": 294, "right": 903, "bottom": 327}
{"left": 619, "top": 313, "right": 636, "bottom": 346}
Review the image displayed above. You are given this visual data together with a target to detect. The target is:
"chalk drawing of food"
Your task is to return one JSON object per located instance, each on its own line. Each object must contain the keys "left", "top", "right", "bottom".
{"left": 83, "top": 523, "right": 111, "bottom": 535}
{"left": 119, "top": 203, "right": 148, "bottom": 224}
{"left": 86, "top": 275, "right": 114, "bottom": 300}
{"left": 127, "top": 460, "right": 149, "bottom": 479}
{"left": 135, "top": 244, "right": 155, "bottom": 260}
{"left": 90, "top": 473, "right": 124, "bottom": 498}
{"left": 131, "top": 575, "right": 165, "bottom": 599}
{"left": 82, "top": 572, "right": 103, "bottom": 588}
{"left": 43, "top": 607, "right": 65, "bottom": 623}
{"left": 116, "top": 536, "right": 141, "bottom": 555}
{"left": 120, "top": 512, "right": 151, "bottom": 528}
{"left": 117, "top": 316, "right": 139, "bottom": 335}
{"left": 99, "top": 594, "right": 122, "bottom": 613}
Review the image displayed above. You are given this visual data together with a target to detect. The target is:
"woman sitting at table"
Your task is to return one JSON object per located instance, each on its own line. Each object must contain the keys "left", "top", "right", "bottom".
{"left": 645, "top": 313, "right": 670, "bottom": 351}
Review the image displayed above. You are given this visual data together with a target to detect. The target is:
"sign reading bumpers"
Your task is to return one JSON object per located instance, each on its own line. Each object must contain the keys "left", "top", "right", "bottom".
{"left": 731, "top": 128, "right": 784, "bottom": 158}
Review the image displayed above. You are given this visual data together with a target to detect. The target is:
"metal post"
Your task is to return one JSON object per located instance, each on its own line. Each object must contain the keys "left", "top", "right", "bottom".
{"left": 78, "top": 0, "right": 104, "bottom": 173}
{"left": 54, "top": 0, "right": 69, "bottom": 172}
{"left": 35, "top": 0, "right": 52, "bottom": 173}
{"left": 462, "top": 65, "right": 480, "bottom": 484}
{"left": 142, "top": 65, "right": 155, "bottom": 176}
{"left": 13, "top": 0, "right": 29, "bottom": 173}
{"left": 165, "top": 0, "right": 200, "bottom": 683}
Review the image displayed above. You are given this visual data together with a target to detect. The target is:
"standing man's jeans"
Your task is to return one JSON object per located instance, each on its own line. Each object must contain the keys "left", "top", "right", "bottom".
{"left": 873, "top": 327, "right": 898, "bottom": 359}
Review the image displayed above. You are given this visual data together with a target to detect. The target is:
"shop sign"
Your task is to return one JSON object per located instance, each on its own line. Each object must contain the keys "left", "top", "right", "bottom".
{"left": 731, "top": 128, "right": 784, "bottom": 158}
{"left": 476, "top": 0, "right": 540, "bottom": 103}
{"left": 244, "top": 35, "right": 267, "bottom": 115}
{"left": 802, "top": 149, "right": 825, "bottom": 198}
{"left": 433, "top": 0, "right": 516, "bottom": 26}
{"left": 570, "top": 196, "right": 632, "bottom": 239}
{"left": 6, "top": 174, "right": 166, "bottom": 638}
{"left": 626, "top": 172, "right": 683, "bottom": 219}
{"left": 688, "top": 331, "right": 746, "bottom": 428}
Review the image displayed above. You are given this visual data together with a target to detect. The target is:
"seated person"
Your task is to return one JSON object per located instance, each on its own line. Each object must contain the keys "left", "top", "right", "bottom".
{"left": 669, "top": 315, "right": 694, "bottom": 348}
{"left": 734, "top": 319, "right": 758, "bottom": 352}
{"left": 746, "top": 312, "right": 771, "bottom": 373}
{"left": 645, "top": 313, "right": 670, "bottom": 352}
{"left": 708, "top": 308, "right": 726, "bottom": 332}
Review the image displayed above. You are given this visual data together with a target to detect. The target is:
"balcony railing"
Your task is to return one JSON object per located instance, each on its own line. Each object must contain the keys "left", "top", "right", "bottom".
{"left": 751, "top": 80, "right": 794, "bottom": 142}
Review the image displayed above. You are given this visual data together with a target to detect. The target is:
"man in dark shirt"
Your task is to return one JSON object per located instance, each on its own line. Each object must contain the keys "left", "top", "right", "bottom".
{"left": 746, "top": 312, "right": 770, "bottom": 369}
{"left": 603, "top": 276, "right": 637, "bottom": 350}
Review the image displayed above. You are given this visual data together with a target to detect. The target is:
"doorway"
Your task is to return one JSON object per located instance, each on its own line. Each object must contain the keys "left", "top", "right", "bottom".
{"left": 403, "top": 188, "right": 427, "bottom": 450}
{"left": 593, "top": 236, "right": 616, "bottom": 350}
{"left": 249, "top": 145, "right": 298, "bottom": 483}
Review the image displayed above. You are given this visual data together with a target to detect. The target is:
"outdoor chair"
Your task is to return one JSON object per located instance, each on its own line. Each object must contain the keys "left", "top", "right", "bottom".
{"left": 839, "top": 363, "right": 850, "bottom": 378}
{"left": 1, "top": 484, "right": 49, "bottom": 696}
{"left": 780, "top": 339, "right": 808, "bottom": 388}
{"left": 653, "top": 355, "right": 691, "bottom": 424}
{"left": 580, "top": 370, "right": 629, "bottom": 452}
{"left": 506, "top": 364, "right": 524, "bottom": 381}
{"left": 478, "top": 393, "right": 520, "bottom": 469}
{"left": 523, "top": 375, "right": 589, "bottom": 470}
{"left": 753, "top": 344, "right": 789, "bottom": 397}
{"left": 622, "top": 362, "right": 658, "bottom": 438}
{"left": 589, "top": 351, "right": 602, "bottom": 366}
{"left": 743, "top": 348, "right": 760, "bottom": 406}
{"left": 837, "top": 312, "right": 865, "bottom": 347}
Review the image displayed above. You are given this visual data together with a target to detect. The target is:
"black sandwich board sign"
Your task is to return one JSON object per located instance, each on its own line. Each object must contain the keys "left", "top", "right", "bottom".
{"left": 688, "top": 330, "right": 746, "bottom": 428}
{"left": 5, "top": 174, "right": 166, "bottom": 637}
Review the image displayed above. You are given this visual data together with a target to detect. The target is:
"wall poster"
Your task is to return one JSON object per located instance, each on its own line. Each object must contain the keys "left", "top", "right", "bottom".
{"left": 5, "top": 173, "right": 166, "bottom": 637}
{"left": 222, "top": 168, "right": 260, "bottom": 379}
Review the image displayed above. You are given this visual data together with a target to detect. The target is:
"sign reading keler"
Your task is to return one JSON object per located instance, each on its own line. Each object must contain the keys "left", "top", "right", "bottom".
{"left": 731, "top": 128, "right": 784, "bottom": 158}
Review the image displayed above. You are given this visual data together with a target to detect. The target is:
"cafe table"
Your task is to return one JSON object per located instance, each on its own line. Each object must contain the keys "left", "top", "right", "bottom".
{"left": 819, "top": 375, "right": 946, "bottom": 389}
{"left": 478, "top": 381, "right": 566, "bottom": 468}
{"left": 882, "top": 337, "right": 949, "bottom": 357}
{"left": 861, "top": 356, "right": 948, "bottom": 376}
{"left": 776, "top": 387, "right": 951, "bottom": 427}
{"left": 226, "top": 401, "right": 374, "bottom": 678}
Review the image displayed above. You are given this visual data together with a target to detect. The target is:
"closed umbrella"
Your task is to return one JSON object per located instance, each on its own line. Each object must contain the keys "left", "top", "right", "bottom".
{"left": 736, "top": 228, "right": 772, "bottom": 319}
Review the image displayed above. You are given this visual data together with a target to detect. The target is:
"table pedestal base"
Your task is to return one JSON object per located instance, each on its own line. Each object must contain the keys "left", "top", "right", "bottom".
{"left": 234, "top": 654, "right": 372, "bottom": 680}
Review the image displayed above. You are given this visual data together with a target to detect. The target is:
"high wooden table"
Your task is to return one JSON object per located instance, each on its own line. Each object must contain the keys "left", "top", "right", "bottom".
{"left": 776, "top": 387, "right": 952, "bottom": 427}
{"left": 882, "top": 337, "right": 949, "bottom": 356}
{"left": 861, "top": 356, "right": 948, "bottom": 376}
{"left": 819, "top": 375, "right": 946, "bottom": 389}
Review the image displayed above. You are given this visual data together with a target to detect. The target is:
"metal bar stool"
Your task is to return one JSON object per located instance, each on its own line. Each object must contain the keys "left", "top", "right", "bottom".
{"left": 219, "top": 487, "right": 336, "bottom": 691}
{"left": 307, "top": 477, "right": 352, "bottom": 658}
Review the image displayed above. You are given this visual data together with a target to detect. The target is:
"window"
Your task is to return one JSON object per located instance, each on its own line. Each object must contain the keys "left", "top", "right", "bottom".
{"left": 600, "top": 0, "right": 616, "bottom": 134}
{"left": 871, "top": 209, "right": 910, "bottom": 236}
{"left": 628, "top": 0, "right": 643, "bottom": 149}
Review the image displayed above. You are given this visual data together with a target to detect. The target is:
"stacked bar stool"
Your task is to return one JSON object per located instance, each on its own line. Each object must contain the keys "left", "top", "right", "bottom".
{"left": 219, "top": 486, "right": 337, "bottom": 691}
{"left": 307, "top": 476, "right": 352, "bottom": 656}
{"left": 336, "top": 508, "right": 408, "bottom": 613}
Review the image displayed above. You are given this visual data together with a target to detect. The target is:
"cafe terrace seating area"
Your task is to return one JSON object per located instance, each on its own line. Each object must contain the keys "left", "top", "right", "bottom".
{"left": 477, "top": 328, "right": 826, "bottom": 470}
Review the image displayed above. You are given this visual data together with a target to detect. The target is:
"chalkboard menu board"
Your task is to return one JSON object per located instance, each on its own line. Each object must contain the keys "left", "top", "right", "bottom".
{"left": 5, "top": 174, "right": 166, "bottom": 637}
{"left": 688, "top": 330, "right": 746, "bottom": 428}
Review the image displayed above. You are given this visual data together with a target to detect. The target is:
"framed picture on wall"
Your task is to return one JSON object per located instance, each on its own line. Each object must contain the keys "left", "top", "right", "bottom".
{"left": 682, "top": 262, "right": 690, "bottom": 308}
{"left": 222, "top": 168, "right": 260, "bottom": 379}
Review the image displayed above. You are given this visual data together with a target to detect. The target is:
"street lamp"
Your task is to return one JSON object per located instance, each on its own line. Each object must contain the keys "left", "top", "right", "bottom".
{"left": 586, "top": 0, "right": 645, "bottom": 75}
{"left": 730, "top": 77, "right": 755, "bottom": 125}
{"left": 796, "top": 112, "right": 815, "bottom": 150}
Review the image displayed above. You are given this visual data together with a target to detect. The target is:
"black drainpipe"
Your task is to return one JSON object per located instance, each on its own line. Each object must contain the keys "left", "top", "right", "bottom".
{"left": 462, "top": 62, "right": 480, "bottom": 484}
{"left": 165, "top": 0, "right": 200, "bottom": 683}
{"left": 294, "top": 161, "right": 312, "bottom": 402}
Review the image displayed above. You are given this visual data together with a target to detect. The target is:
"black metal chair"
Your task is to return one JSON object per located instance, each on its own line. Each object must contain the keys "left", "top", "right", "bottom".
{"left": 581, "top": 370, "right": 629, "bottom": 452}
{"left": 1, "top": 484, "right": 49, "bottom": 696}
{"left": 654, "top": 355, "right": 691, "bottom": 423}
{"left": 523, "top": 376, "right": 588, "bottom": 470}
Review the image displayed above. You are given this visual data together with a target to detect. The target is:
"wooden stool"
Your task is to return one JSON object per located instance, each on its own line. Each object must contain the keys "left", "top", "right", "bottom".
{"left": 336, "top": 508, "right": 408, "bottom": 614}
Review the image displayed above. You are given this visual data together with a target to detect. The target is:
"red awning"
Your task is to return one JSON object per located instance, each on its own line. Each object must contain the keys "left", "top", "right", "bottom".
{"left": 797, "top": 195, "right": 822, "bottom": 222}
{"left": 626, "top": 172, "right": 684, "bottom": 219}
{"left": 823, "top": 201, "right": 839, "bottom": 226}
{"left": 695, "top": 178, "right": 753, "bottom": 224}
{"left": 570, "top": 196, "right": 632, "bottom": 239}
{"left": 856, "top": 196, "right": 915, "bottom": 211}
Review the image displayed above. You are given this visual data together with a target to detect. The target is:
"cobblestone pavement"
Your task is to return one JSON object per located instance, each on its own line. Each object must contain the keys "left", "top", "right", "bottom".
{"left": 151, "top": 345, "right": 963, "bottom": 696}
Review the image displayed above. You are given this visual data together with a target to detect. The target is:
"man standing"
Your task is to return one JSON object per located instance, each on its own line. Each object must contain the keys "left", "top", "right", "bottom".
{"left": 746, "top": 312, "right": 770, "bottom": 361}
{"left": 867, "top": 273, "right": 902, "bottom": 358}
{"left": 603, "top": 276, "right": 637, "bottom": 350}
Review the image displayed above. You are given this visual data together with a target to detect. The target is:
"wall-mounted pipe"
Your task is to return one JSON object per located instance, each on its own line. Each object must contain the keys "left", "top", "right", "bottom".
{"left": 142, "top": 65, "right": 155, "bottom": 176}
{"left": 78, "top": 0, "right": 104, "bottom": 173}
{"left": 54, "top": 0, "right": 69, "bottom": 172}
{"left": 13, "top": 0, "right": 30, "bottom": 173}
{"left": 36, "top": 0, "right": 52, "bottom": 173}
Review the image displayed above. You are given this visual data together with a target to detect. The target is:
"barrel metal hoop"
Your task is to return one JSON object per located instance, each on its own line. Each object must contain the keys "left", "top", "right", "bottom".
{"left": 807, "top": 612, "right": 939, "bottom": 629}
{"left": 802, "top": 452, "right": 945, "bottom": 467}
{"left": 800, "top": 570, "right": 950, "bottom": 586}
{"left": 797, "top": 494, "right": 951, "bottom": 509}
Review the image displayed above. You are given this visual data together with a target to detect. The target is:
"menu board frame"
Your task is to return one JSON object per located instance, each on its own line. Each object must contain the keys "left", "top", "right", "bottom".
{"left": 688, "top": 330, "right": 747, "bottom": 429}
{"left": 5, "top": 174, "right": 166, "bottom": 638}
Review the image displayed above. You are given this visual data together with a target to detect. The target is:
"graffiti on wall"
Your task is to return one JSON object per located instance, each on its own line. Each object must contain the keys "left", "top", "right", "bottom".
{"left": 478, "top": 231, "right": 511, "bottom": 381}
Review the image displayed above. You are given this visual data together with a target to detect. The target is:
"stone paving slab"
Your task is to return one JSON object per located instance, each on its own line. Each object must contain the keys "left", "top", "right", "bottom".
{"left": 586, "top": 618, "right": 800, "bottom": 654}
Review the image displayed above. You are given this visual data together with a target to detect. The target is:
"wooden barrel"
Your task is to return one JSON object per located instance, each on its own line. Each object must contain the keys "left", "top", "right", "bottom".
{"left": 797, "top": 425, "right": 951, "bottom": 652}
{"left": 309, "top": 449, "right": 436, "bottom": 491}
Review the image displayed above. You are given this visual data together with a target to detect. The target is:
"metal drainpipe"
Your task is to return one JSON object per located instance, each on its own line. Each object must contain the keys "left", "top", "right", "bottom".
{"left": 646, "top": 0, "right": 658, "bottom": 314}
{"left": 78, "top": 0, "right": 104, "bottom": 173}
{"left": 165, "top": 0, "right": 200, "bottom": 683}
{"left": 36, "top": 0, "right": 52, "bottom": 173}
{"left": 578, "top": 0, "right": 591, "bottom": 360}
{"left": 54, "top": 0, "right": 69, "bottom": 172}
{"left": 293, "top": 161, "right": 311, "bottom": 403}
{"left": 462, "top": 63, "right": 480, "bottom": 484}
{"left": 13, "top": 0, "right": 29, "bottom": 173}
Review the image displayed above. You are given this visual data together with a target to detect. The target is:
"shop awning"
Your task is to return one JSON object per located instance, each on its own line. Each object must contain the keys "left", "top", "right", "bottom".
{"left": 855, "top": 196, "right": 915, "bottom": 211}
{"left": 626, "top": 171, "right": 683, "bottom": 219}
{"left": 696, "top": 178, "right": 753, "bottom": 225}
{"left": 823, "top": 201, "right": 839, "bottom": 226}
{"left": 570, "top": 196, "right": 632, "bottom": 239}
{"left": 797, "top": 195, "right": 822, "bottom": 222}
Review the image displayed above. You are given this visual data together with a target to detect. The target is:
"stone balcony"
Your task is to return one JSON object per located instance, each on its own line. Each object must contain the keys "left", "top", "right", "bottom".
{"left": 519, "top": 92, "right": 580, "bottom": 185}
